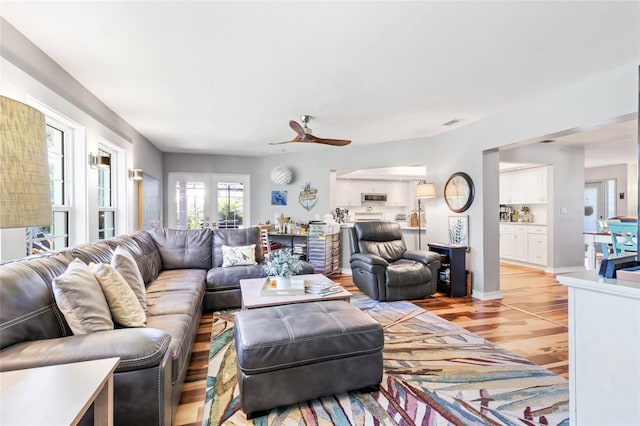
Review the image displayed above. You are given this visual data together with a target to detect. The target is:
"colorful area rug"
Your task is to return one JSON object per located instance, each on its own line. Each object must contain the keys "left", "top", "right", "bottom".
{"left": 202, "top": 296, "right": 569, "bottom": 425}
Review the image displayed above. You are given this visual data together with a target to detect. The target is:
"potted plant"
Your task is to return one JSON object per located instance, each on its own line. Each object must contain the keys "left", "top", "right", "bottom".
{"left": 263, "top": 248, "right": 303, "bottom": 289}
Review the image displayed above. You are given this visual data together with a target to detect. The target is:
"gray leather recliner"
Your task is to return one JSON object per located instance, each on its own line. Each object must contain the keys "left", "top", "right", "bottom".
{"left": 349, "top": 221, "right": 441, "bottom": 301}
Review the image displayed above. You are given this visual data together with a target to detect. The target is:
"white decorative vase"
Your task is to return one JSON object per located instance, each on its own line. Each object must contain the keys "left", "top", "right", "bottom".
{"left": 275, "top": 276, "right": 291, "bottom": 290}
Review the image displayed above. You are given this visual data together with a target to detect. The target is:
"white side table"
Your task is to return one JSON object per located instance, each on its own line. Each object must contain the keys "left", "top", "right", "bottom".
{"left": 1, "top": 357, "right": 120, "bottom": 425}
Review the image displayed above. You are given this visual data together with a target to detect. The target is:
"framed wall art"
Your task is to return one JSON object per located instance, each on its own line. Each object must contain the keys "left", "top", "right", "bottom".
{"left": 271, "top": 190, "right": 287, "bottom": 206}
{"left": 448, "top": 215, "right": 469, "bottom": 248}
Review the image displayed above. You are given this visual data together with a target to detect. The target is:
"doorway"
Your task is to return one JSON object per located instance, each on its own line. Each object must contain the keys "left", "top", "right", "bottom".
{"left": 168, "top": 173, "right": 250, "bottom": 229}
{"left": 584, "top": 179, "right": 616, "bottom": 232}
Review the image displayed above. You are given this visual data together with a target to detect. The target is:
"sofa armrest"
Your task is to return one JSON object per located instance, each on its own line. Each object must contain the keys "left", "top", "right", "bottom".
{"left": 0, "top": 328, "right": 171, "bottom": 373}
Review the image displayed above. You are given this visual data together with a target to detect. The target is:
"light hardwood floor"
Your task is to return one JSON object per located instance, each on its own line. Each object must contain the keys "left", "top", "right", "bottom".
{"left": 174, "top": 263, "right": 568, "bottom": 426}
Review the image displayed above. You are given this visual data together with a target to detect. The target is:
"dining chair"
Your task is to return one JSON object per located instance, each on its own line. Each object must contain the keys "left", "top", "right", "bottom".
{"left": 597, "top": 219, "right": 620, "bottom": 259}
{"left": 607, "top": 221, "right": 638, "bottom": 256}
{"left": 259, "top": 226, "right": 282, "bottom": 260}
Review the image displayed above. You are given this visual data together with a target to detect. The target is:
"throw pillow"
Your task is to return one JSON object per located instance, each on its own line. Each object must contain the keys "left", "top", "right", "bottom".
{"left": 90, "top": 263, "right": 146, "bottom": 327}
{"left": 52, "top": 258, "right": 114, "bottom": 334}
{"left": 221, "top": 244, "right": 257, "bottom": 267}
{"left": 111, "top": 246, "right": 147, "bottom": 313}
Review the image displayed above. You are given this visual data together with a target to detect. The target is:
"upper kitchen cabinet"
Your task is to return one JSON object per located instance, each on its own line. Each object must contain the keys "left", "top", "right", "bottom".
{"left": 499, "top": 166, "right": 548, "bottom": 204}
{"left": 335, "top": 179, "right": 408, "bottom": 207}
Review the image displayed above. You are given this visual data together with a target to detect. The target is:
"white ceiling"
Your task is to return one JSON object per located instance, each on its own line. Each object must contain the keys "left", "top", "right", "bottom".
{"left": 1, "top": 1, "right": 638, "bottom": 164}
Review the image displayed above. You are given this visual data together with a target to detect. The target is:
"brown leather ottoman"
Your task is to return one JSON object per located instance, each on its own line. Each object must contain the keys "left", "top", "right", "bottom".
{"left": 234, "top": 300, "right": 384, "bottom": 417}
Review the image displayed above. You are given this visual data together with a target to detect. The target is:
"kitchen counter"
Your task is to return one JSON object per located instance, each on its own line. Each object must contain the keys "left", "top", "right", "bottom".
{"left": 499, "top": 221, "right": 547, "bottom": 226}
{"left": 340, "top": 222, "right": 421, "bottom": 230}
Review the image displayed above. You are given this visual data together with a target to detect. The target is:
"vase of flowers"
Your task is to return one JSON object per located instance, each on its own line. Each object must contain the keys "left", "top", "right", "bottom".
{"left": 263, "top": 248, "right": 303, "bottom": 289}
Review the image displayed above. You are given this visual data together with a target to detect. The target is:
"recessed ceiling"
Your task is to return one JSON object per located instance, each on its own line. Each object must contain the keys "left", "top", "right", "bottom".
{"left": 1, "top": 1, "right": 638, "bottom": 159}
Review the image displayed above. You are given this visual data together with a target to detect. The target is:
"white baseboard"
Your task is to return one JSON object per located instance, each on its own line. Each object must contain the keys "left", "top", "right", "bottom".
{"left": 546, "top": 265, "right": 586, "bottom": 274}
{"left": 340, "top": 268, "right": 352, "bottom": 275}
{"left": 471, "top": 290, "right": 502, "bottom": 300}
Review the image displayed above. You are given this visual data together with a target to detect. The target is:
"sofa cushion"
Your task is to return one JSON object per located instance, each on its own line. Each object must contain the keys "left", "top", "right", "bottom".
{"left": 130, "top": 231, "right": 163, "bottom": 284}
{"left": 221, "top": 244, "right": 257, "bottom": 267}
{"left": 111, "top": 246, "right": 148, "bottom": 313}
{"left": 90, "top": 263, "right": 146, "bottom": 327}
{"left": 213, "top": 227, "right": 264, "bottom": 267}
{"left": 386, "top": 259, "right": 432, "bottom": 287}
{"left": 145, "top": 313, "right": 193, "bottom": 384}
{"left": 148, "top": 228, "right": 213, "bottom": 270}
{"left": 206, "top": 264, "right": 267, "bottom": 291}
{"left": 69, "top": 241, "right": 114, "bottom": 264}
{"left": 52, "top": 259, "right": 114, "bottom": 334}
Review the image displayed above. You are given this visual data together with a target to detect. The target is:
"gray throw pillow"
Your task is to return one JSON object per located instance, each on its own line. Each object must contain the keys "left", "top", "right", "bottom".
{"left": 52, "top": 258, "right": 114, "bottom": 334}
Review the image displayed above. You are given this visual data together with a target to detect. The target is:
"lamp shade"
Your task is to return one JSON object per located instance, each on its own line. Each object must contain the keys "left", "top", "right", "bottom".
{"left": 416, "top": 181, "right": 436, "bottom": 199}
{"left": 0, "top": 96, "right": 52, "bottom": 228}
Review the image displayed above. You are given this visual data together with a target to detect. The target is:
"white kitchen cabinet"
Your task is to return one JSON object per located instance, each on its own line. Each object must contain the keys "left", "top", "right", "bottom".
{"left": 500, "top": 223, "right": 547, "bottom": 266}
{"left": 335, "top": 179, "right": 408, "bottom": 207}
{"left": 335, "top": 180, "right": 362, "bottom": 206}
{"left": 499, "top": 224, "right": 515, "bottom": 258}
{"left": 527, "top": 225, "right": 547, "bottom": 265}
{"left": 513, "top": 225, "right": 528, "bottom": 262}
{"left": 386, "top": 181, "right": 408, "bottom": 206}
{"left": 499, "top": 166, "right": 548, "bottom": 205}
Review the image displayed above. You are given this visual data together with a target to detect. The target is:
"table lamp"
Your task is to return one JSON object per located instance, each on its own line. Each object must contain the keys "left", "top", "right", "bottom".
{"left": 416, "top": 181, "right": 436, "bottom": 249}
{"left": 0, "top": 96, "right": 52, "bottom": 228}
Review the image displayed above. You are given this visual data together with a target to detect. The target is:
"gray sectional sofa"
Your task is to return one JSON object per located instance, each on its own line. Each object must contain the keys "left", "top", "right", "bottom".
{"left": 0, "top": 226, "right": 313, "bottom": 425}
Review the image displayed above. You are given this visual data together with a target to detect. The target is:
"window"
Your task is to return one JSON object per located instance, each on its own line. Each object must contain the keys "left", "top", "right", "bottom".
{"left": 176, "top": 180, "right": 206, "bottom": 229}
{"left": 217, "top": 182, "right": 244, "bottom": 228}
{"left": 26, "top": 124, "right": 70, "bottom": 255}
{"left": 98, "top": 149, "right": 115, "bottom": 239}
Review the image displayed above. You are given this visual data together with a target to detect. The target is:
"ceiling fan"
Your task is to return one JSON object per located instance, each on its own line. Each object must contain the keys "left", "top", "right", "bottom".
{"left": 270, "top": 115, "right": 351, "bottom": 146}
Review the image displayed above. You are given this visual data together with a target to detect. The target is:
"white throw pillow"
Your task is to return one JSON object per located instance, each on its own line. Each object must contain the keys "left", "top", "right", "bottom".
{"left": 111, "top": 246, "right": 147, "bottom": 313}
{"left": 221, "top": 244, "right": 257, "bottom": 267}
{"left": 90, "top": 263, "right": 146, "bottom": 327}
{"left": 52, "top": 259, "right": 114, "bottom": 334}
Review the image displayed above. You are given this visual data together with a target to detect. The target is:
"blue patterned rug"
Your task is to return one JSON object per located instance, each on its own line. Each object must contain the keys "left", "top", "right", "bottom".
{"left": 202, "top": 296, "right": 569, "bottom": 425}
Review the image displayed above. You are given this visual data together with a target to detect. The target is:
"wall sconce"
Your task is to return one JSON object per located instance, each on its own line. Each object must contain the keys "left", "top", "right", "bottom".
{"left": 128, "top": 169, "right": 143, "bottom": 180}
{"left": 0, "top": 96, "right": 53, "bottom": 228}
{"left": 416, "top": 181, "right": 437, "bottom": 250}
{"left": 89, "top": 152, "right": 111, "bottom": 169}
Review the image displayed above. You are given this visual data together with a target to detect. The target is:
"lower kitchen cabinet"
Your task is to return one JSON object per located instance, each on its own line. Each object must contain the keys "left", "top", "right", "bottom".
{"left": 500, "top": 223, "right": 547, "bottom": 267}
{"left": 526, "top": 226, "right": 548, "bottom": 265}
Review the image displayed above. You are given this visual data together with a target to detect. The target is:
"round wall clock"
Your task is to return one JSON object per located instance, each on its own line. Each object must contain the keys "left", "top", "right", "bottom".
{"left": 444, "top": 172, "right": 475, "bottom": 213}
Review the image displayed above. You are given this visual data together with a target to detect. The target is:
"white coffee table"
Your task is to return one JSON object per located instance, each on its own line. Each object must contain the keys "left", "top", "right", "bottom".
{"left": 240, "top": 273, "right": 351, "bottom": 309}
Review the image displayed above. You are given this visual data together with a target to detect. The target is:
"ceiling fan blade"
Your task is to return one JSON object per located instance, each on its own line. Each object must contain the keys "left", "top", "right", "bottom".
{"left": 289, "top": 120, "right": 306, "bottom": 138}
{"left": 269, "top": 135, "right": 302, "bottom": 145}
{"left": 307, "top": 135, "right": 351, "bottom": 146}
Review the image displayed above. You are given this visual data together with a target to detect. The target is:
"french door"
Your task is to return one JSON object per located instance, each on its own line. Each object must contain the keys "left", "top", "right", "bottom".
{"left": 167, "top": 173, "right": 250, "bottom": 229}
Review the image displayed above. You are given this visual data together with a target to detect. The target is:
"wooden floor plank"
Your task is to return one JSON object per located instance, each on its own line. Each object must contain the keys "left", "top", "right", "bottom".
{"left": 174, "top": 264, "right": 568, "bottom": 425}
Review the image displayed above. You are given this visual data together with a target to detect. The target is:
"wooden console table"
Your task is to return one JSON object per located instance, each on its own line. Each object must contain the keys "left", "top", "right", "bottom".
{"left": 0, "top": 357, "right": 120, "bottom": 425}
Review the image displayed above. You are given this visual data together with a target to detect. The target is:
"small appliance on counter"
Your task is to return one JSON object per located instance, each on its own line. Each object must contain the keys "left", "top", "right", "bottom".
{"left": 499, "top": 205, "right": 513, "bottom": 222}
